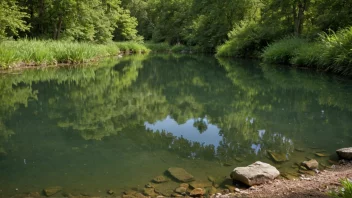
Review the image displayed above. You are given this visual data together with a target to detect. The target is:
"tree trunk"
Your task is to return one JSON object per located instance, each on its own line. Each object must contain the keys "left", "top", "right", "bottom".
{"left": 54, "top": 16, "right": 63, "bottom": 40}
{"left": 294, "top": 0, "right": 309, "bottom": 36}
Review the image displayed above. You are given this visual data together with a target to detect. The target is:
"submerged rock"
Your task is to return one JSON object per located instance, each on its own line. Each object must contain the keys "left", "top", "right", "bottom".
{"left": 315, "top": 152, "right": 329, "bottom": 157}
{"left": 294, "top": 148, "right": 305, "bottom": 152}
{"left": 167, "top": 167, "right": 195, "bottom": 182}
{"left": 179, "top": 183, "right": 189, "bottom": 189}
{"left": 0, "top": 147, "right": 7, "bottom": 157}
{"left": 143, "top": 188, "right": 157, "bottom": 197}
{"left": 230, "top": 161, "right": 280, "bottom": 186}
{"left": 336, "top": 147, "right": 352, "bottom": 160}
{"left": 298, "top": 169, "right": 315, "bottom": 176}
{"left": 174, "top": 187, "right": 187, "bottom": 195}
{"left": 208, "top": 176, "right": 215, "bottom": 183}
{"left": 43, "top": 186, "right": 62, "bottom": 197}
{"left": 153, "top": 175, "right": 168, "bottom": 183}
{"left": 301, "top": 159, "right": 319, "bottom": 170}
{"left": 189, "top": 181, "right": 212, "bottom": 189}
{"left": 107, "top": 190, "right": 114, "bottom": 195}
{"left": 267, "top": 150, "right": 288, "bottom": 163}
{"left": 190, "top": 188, "right": 205, "bottom": 197}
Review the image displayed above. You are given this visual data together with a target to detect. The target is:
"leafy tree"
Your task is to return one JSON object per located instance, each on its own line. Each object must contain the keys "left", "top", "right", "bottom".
{"left": 0, "top": 0, "right": 29, "bottom": 39}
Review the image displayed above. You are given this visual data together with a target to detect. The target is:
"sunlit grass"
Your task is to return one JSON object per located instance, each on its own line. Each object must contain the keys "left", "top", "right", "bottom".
{"left": 0, "top": 40, "right": 149, "bottom": 68}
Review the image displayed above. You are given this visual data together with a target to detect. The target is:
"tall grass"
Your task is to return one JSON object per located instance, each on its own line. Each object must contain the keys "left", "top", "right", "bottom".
{"left": 320, "top": 27, "right": 352, "bottom": 75}
{"left": 261, "top": 27, "right": 352, "bottom": 76}
{"left": 0, "top": 40, "right": 149, "bottom": 68}
{"left": 145, "top": 42, "right": 171, "bottom": 52}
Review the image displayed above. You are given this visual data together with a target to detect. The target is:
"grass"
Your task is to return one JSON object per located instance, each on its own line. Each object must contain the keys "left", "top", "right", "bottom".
{"left": 0, "top": 40, "right": 150, "bottom": 68}
{"left": 145, "top": 42, "right": 171, "bottom": 52}
{"left": 260, "top": 26, "right": 352, "bottom": 76}
{"left": 329, "top": 179, "right": 352, "bottom": 198}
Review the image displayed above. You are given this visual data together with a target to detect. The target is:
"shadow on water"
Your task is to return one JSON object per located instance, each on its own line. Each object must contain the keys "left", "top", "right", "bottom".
{"left": 0, "top": 54, "right": 351, "bottom": 197}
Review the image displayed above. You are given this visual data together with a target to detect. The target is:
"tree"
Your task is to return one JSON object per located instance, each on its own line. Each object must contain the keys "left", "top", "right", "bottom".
{"left": 0, "top": 0, "right": 29, "bottom": 39}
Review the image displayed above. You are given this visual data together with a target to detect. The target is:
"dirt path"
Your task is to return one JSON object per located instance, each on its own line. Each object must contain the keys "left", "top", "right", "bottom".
{"left": 228, "top": 163, "right": 352, "bottom": 198}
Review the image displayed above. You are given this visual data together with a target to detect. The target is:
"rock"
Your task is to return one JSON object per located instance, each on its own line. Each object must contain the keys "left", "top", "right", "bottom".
{"left": 124, "top": 190, "right": 138, "bottom": 195}
{"left": 174, "top": 187, "right": 187, "bottom": 195}
{"left": 171, "top": 193, "right": 183, "bottom": 197}
{"left": 179, "top": 183, "right": 189, "bottom": 188}
{"left": 267, "top": 150, "right": 288, "bottom": 163}
{"left": 153, "top": 176, "right": 168, "bottom": 183}
{"left": 123, "top": 195, "right": 137, "bottom": 198}
{"left": 167, "top": 167, "right": 195, "bottom": 182}
{"left": 135, "top": 193, "right": 147, "bottom": 198}
{"left": 189, "top": 181, "right": 212, "bottom": 189}
{"left": 295, "top": 148, "right": 305, "bottom": 152}
{"left": 143, "top": 188, "right": 157, "bottom": 197}
{"left": 0, "top": 147, "right": 7, "bottom": 157}
{"left": 301, "top": 159, "right": 319, "bottom": 170}
{"left": 145, "top": 183, "right": 154, "bottom": 188}
{"left": 223, "top": 162, "right": 233, "bottom": 166}
{"left": 234, "top": 188, "right": 241, "bottom": 193}
{"left": 315, "top": 152, "right": 329, "bottom": 157}
{"left": 225, "top": 185, "right": 236, "bottom": 192}
{"left": 298, "top": 169, "right": 315, "bottom": 176}
{"left": 43, "top": 186, "right": 63, "bottom": 197}
{"left": 190, "top": 188, "right": 204, "bottom": 197}
{"left": 107, "top": 190, "right": 114, "bottom": 195}
{"left": 208, "top": 176, "right": 215, "bottom": 183}
{"left": 208, "top": 186, "right": 217, "bottom": 195}
{"left": 230, "top": 161, "right": 280, "bottom": 186}
{"left": 336, "top": 148, "right": 352, "bottom": 160}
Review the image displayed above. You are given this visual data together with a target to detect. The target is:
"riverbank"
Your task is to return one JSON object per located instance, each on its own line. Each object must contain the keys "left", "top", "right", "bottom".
{"left": 7, "top": 163, "right": 352, "bottom": 198}
{"left": 0, "top": 40, "right": 150, "bottom": 69}
{"left": 215, "top": 163, "right": 352, "bottom": 198}
{"left": 216, "top": 26, "right": 352, "bottom": 77}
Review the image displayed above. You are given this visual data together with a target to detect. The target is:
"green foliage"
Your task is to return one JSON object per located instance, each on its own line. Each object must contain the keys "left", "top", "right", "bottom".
{"left": 0, "top": 40, "right": 149, "bottom": 68}
{"left": 290, "top": 42, "right": 324, "bottom": 67}
{"left": 170, "top": 44, "right": 188, "bottom": 53}
{"left": 260, "top": 27, "right": 352, "bottom": 75}
{"left": 145, "top": 42, "right": 171, "bottom": 52}
{"left": 329, "top": 179, "right": 352, "bottom": 198}
{"left": 262, "top": 37, "right": 308, "bottom": 64}
{"left": 0, "top": 0, "right": 29, "bottom": 39}
{"left": 320, "top": 27, "right": 352, "bottom": 75}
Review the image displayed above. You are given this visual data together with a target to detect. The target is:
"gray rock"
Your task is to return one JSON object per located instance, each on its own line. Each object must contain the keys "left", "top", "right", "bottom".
{"left": 337, "top": 147, "right": 352, "bottom": 160}
{"left": 230, "top": 161, "right": 280, "bottom": 186}
{"left": 167, "top": 167, "right": 195, "bottom": 182}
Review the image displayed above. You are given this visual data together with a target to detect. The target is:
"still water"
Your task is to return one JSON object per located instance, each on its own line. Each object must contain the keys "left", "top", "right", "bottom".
{"left": 0, "top": 55, "right": 351, "bottom": 197}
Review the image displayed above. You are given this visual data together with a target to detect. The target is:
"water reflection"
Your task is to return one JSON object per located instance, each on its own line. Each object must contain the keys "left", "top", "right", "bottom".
{"left": 0, "top": 54, "right": 352, "bottom": 196}
{"left": 145, "top": 116, "right": 222, "bottom": 147}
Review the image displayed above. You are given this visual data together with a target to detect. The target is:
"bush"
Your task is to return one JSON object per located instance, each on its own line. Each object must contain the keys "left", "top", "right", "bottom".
{"left": 290, "top": 42, "right": 324, "bottom": 68}
{"left": 216, "top": 21, "right": 285, "bottom": 58}
{"left": 145, "top": 42, "right": 171, "bottom": 52}
{"left": 320, "top": 27, "right": 352, "bottom": 75}
{"left": 261, "top": 37, "right": 308, "bottom": 64}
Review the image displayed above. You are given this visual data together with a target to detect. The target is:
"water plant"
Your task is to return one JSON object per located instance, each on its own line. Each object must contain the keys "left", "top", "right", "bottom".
{"left": 329, "top": 179, "right": 352, "bottom": 198}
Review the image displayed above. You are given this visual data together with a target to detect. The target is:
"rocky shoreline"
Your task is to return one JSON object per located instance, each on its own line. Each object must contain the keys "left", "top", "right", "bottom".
{"left": 8, "top": 147, "right": 352, "bottom": 198}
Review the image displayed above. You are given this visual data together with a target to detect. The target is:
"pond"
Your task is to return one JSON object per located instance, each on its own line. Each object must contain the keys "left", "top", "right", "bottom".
{"left": 0, "top": 54, "right": 351, "bottom": 197}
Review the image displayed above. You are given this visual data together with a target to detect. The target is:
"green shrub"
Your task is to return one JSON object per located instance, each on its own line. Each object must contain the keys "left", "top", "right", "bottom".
{"left": 171, "top": 44, "right": 188, "bottom": 53}
{"left": 216, "top": 21, "right": 285, "bottom": 58}
{"left": 261, "top": 37, "right": 308, "bottom": 64}
{"left": 145, "top": 42, "right": 171, "bottom": 52}
{"left": 290, "top": 42, "right": 324, "bottom": 68}
{"left": 329, "top": 179, "right": 352, "bottom": 198}
{"left": 320, "top": 27, "right": 352, "bottom": 75}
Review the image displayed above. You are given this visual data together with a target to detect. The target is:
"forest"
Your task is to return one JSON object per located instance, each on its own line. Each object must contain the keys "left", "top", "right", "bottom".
{"left": 0, "top": 0, "right": 352, "bottom": 75}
